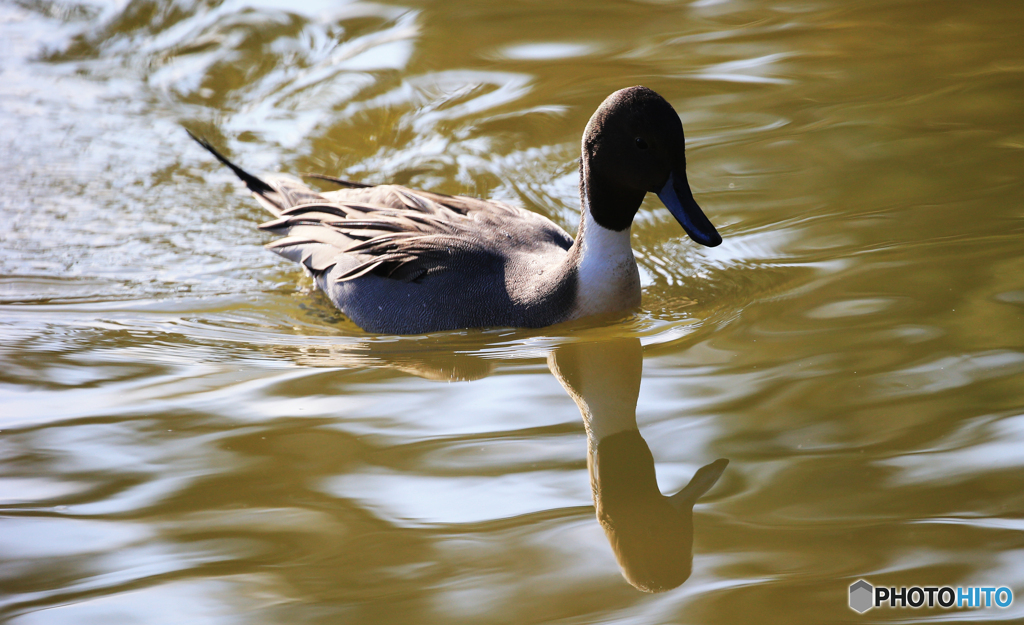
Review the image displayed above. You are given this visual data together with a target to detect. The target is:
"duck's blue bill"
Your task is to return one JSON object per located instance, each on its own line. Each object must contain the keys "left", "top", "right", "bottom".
{"left": 657, "top": 173, "right": 722, "bottom": 247}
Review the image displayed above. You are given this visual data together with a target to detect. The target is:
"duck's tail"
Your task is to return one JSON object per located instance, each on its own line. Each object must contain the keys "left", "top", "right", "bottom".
{"left": 187, "top": 131, "right": 374, "bottom": 217}
{"left": 186, "top": 129, "right": 276, "bottom": 197}
{"left": 302, "top": 172, "right": 372, "bottom": 189}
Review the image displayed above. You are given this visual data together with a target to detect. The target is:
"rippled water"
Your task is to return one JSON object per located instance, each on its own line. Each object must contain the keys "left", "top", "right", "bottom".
{"left": 3, "top": 0, "right": 1024, "bottom": 622}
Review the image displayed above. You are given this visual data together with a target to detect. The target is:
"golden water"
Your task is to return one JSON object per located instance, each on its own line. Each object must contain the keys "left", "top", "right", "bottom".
{"left": 2, "top": 0, "right": 1024, "bottom": 622}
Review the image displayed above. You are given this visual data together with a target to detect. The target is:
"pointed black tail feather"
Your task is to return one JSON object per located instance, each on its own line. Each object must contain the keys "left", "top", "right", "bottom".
{"left": 303, "top": 173, "right": 372, "bottom": 189}
{"left": 186, "top": 129, "right": 276, "bottom": 196}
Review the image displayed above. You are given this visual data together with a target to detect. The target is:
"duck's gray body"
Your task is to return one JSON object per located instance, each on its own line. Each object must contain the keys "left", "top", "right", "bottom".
{"left": 259, "top": 180, "right": 581, "bottom": 333}
{"left": 191, "top": 86, "right": 722, "bottom": 334}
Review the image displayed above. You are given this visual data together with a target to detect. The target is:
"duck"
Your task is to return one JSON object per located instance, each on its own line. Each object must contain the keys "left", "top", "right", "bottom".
{"left": 189, "top": 85, "right": 721, "bottom": 334}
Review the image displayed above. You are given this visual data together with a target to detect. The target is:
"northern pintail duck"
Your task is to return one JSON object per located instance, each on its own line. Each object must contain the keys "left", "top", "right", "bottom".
{"left": 190, "top": 86, "right": 721, "bottom": 334}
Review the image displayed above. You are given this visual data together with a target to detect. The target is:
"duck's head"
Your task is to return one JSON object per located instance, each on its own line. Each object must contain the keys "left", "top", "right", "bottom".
{"left": 582, "top": 86, "right": 721, "bottom": 247}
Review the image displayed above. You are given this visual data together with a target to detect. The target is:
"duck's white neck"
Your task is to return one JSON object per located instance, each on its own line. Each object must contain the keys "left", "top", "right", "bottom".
{"left": 570, "top": 194, "right": 642, "bottom": 320}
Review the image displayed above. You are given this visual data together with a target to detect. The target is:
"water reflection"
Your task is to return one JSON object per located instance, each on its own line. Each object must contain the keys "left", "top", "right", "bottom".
{"left": 549, "top": 338, "right": 728, "bottom": 592}
{"left": 286, "top": 335, "right": 729, "bottom": 593}
{"left": 290, "top": 338, "right": 495, "bottom": 381}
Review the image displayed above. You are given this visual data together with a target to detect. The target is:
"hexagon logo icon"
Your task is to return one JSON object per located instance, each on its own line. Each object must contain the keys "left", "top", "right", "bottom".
{"left": 849, "top": 580, "right": 874, "bottom": 613}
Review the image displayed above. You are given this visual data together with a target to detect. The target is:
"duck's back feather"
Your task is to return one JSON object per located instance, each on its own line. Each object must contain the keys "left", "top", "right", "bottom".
{"left": 257, "top": 178, "right": 573, "bottom": 283}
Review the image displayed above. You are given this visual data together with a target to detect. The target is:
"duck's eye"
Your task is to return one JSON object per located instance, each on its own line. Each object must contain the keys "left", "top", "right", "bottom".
{"left": 635, "top": 137, "right": 649, "bottom": 150}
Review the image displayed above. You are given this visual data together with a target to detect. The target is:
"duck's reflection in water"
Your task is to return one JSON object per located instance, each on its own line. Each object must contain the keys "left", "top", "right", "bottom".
{"left": 286, "top": 332, "right": 726, "bottom": 591}
{"left": 288, "top": 338, "right": 496, "bottom": 381}
{"left": 549, "top": 338, "right": 728, "bottom": 593}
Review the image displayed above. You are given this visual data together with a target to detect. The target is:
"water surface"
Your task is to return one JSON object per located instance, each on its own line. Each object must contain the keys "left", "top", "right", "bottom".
{"left": 2, "top": 0, "right": 1024, "bottom": 623}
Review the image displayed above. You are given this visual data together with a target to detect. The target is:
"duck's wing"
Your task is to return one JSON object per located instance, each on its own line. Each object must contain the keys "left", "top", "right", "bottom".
{"left": 259, "top": 185, "right": 516, "bottom": 283}
{"left": 190, "top": 134, "right": 574, "bottom": 284}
